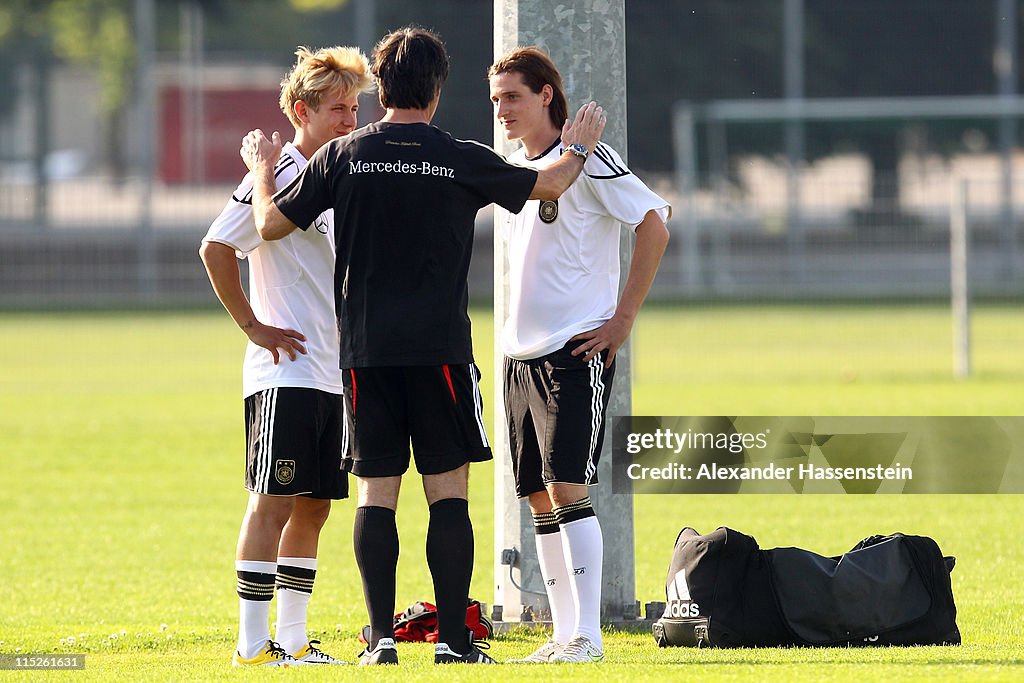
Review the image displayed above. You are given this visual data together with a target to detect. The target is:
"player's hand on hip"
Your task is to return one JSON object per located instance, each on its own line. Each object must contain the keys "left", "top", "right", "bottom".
{"left": 245, "top": 320, "right": 308, "bottom": 365}
{"left": 569, "top": 315, "right": 631, "bottom": 368}
{"left": 240, "top": 129, "right": 283, "bottom": 172}
{"left": 561, "top": 101, "right": 606, "bottom": 155}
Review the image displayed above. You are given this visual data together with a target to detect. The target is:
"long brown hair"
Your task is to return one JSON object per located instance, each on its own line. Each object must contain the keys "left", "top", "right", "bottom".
{"left": 488, "top": 46, "right": 568, "bottom": 129}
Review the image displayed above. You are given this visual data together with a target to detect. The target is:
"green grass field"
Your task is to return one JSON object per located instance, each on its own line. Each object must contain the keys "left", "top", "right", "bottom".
{"left": 1, "top": 303, "right": 1022, "bottom": 681}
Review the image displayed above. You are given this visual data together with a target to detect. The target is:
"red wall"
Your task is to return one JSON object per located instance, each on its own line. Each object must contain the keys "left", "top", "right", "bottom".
{"left": 160, "top": 87, "right": 292, "bottom": 184}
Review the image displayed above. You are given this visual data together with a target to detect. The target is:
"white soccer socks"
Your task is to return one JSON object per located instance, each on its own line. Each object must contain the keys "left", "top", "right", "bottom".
{"left": 236, "top": 556, "right": 320, "bottom": 659}
{"left": 553, "top": 498, "right": 604, "bottom": 649}
{"left": 274, "top": 556, "right": 317, "bottom": 655}
{"left": 235, "top": 559, "right": 277, "bottom": 659}
{"left": 533, "top": 511, "right": 576, "bottom": 644}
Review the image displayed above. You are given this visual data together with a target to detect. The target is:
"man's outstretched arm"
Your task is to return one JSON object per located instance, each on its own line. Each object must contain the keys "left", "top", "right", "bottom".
{"left": 240, "top": 129, "right": 299, "bottom": 241}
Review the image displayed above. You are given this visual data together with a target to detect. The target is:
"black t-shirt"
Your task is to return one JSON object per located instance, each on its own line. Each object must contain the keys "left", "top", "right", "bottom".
{"left": 274, "top": 122, "right": 538, "bottom": 368}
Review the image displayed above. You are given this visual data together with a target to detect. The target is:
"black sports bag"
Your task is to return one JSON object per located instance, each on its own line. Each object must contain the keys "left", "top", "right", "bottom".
{"left": 653, "top": 527, "right": 960, "bottom": 648}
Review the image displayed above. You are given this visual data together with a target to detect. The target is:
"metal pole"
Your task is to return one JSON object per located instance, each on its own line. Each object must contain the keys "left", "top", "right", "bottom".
{"left": 996, "top": 0, "right": 1018, "bottom": 279}
{"left": 672, "top": 104, "right": 700, "bottom": 291}
{"left": 355, "top": 0, "right": 375, "bottom": 53}
{"left": 708, "top": 120, "right": 732, "bottom": 292}
{"left": 493, "top": 0, "right": 636, "bottom": 627}
{"left": 180, "top": 1, "right": 206, "bottom": 185}
{"left": 179, "top": 4, "right": 193, "bottom": 183}
{"left": 192, "top": 2, "right": 205, "bottom": 184}
{"left": 33, "top": 37, "right": 52, "bottom": 230}
{"left": 783, "top": 0, "right": 806, "bottom": 284}
{"left": 354, "top": 0, "right": 378, "bottom": 126}
{"left": 135, "top": 0, "right": 157, "bottom": 299}
{"left": 951, "top": 179, "right": 971, "bottom": 380}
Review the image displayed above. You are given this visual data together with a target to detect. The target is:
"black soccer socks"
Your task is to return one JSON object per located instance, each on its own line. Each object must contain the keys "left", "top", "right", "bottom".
{"left": 353, "top": 505, "right": 399, "bottom": 649}
{"left": 426, "top": 497, "right": 474, "bottom": 654}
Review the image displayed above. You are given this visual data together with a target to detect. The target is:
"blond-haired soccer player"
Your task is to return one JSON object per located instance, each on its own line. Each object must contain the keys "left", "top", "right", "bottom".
{"left": 200, "top": 45, "right": 373, "bottom": 667}
{"left": 489, "top": 46, "right": 670, "bottom": 663}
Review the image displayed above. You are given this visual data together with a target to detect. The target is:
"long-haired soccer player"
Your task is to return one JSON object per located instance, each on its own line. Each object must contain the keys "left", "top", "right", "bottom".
{"left": 489, "top": 46, "right": 670, "bottom": 663}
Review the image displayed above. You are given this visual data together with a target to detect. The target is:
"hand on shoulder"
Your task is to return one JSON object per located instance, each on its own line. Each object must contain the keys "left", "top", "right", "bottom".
{"left": 240, "top": 129, "right": 283, "bottom": 172}
{"left": 561, "top": 101, "right": 606, "bottom": 155}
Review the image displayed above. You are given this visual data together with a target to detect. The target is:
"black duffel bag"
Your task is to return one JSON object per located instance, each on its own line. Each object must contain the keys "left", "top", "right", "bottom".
{"left": 653, "top": 527, "right": 960, "bottom": 648}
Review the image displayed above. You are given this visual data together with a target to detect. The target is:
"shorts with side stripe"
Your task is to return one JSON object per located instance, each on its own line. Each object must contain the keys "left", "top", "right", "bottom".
{"left": 340, "top": 364, "right": 492, "bottom": 477}
{"left": 504, "top": 342, "right": 615, "bottom": 498}
{"left": 243, "top": 387, "right": 348, "bottom": 499}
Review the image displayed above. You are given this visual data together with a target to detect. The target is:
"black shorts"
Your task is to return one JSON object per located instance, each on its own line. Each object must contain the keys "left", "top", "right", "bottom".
{"left": 504, "top": 342, "right": 616, "bottom": 498}
{"left": 341, "top": 364, "right": 492, "bottom": 477}
{"left": 243, "top": 387, "right": 348, "bottom": 499}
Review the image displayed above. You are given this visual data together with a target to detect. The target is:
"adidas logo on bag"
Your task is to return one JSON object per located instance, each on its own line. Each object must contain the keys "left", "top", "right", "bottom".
{"left": 664, "top": 568, "right": 701, "bottom": 618}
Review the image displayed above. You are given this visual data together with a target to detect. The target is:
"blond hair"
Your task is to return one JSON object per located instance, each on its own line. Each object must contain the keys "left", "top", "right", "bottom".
{"left": 279, "top": 45, "right": 374, "bottom": 129}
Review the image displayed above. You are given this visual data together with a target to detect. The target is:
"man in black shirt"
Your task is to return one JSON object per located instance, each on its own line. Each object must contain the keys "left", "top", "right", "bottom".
{"left": 242, "top": 26, "right": 605, "bottom": 665}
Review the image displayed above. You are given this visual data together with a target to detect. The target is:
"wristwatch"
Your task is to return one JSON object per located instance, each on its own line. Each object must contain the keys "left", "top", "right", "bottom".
{"left": 565, "top": 143, "right": 589, "bottom": 159}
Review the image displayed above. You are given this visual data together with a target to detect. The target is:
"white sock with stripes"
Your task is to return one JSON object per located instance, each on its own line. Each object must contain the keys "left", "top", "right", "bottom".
{"left": 274, "top": 557, "right": 317, "bottom": 654}
{"left": 236, "top": 559, "right": 276, "bottom": 659}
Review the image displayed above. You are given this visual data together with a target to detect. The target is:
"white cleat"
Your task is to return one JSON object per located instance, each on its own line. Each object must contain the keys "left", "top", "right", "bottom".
{"left": 549, "top": 634, "right": 604, "bottom": 663}
{"left": 510, "top": 639, "right": 562, "bottom": 663}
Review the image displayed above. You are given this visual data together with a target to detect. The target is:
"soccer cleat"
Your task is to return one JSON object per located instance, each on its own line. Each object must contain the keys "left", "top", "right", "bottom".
{"left": 358, "top": 637, "right": 399, "bottom": 665}
{"left": 510, "top": 639, "right": 562, "bottom": 663}
{"left": 232, "top": 640, "right": 299, "bottom": 667}
{"left": 549, "top": 634, "right": 604, "bottom": 663}
{"left": 292, "top": 639, "right": 348, "bottom": 664}
{"left": 434, "top": 629, "right": 497, "bottom": 664}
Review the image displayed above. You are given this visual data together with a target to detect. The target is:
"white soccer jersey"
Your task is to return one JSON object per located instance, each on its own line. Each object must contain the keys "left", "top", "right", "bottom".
{"left": 500, "top": 140, "right": 671, "bottom": 360}
{"left": 203, "top": 142, "right": 342, "bottom": 398}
